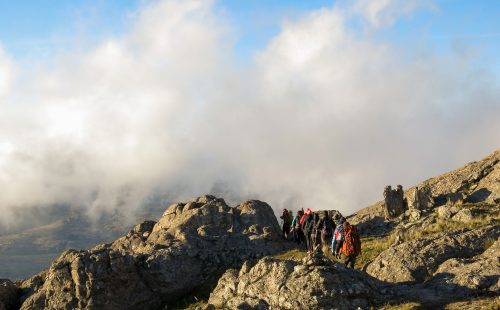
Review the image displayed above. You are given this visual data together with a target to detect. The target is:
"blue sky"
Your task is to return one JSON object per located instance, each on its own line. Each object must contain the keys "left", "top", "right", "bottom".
{"left": 0, "top": 0, "right": 498, "bottom": 68}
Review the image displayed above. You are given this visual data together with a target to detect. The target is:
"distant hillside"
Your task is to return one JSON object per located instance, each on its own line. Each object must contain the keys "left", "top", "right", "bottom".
{"left": 0, "top": 203, "right": 168, "bottom": 279}
{"left": 348, "top": 149, "right": 499, "bottom": 228}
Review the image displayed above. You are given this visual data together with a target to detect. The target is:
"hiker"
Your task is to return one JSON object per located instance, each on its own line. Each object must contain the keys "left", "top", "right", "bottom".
{"left": 301, "top": 208, "right": 314, "bottom": 253}
{"left": 331, "top": 217, "right": 345, "bottom": 257}
{"left": 291, "top": 210, "right": 304, "bottom": 244}
{"left": 339, "top": 221, "right": 362, "bottom": 269}
{"left": 299, "top": 208, "right": 311, "bottom": 226}
{"left": 287, "top": 210, "right": 294, "bottom": 239}
{"left": 319, "top": 211, "right": 334, "bottom": 251}
{"left": 280, "top": 209, "right": 292, "bottom": 239}
{"left": 311, "top": 212, "right": 322, "bottom": 251}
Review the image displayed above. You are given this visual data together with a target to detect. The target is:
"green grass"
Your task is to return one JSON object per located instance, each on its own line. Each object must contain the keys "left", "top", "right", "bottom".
{"left": 273, "top": 248, "right": 308, "bottom": 261}
{"left": 356, "top": 234, "right": 396, "bottom": 269}
{"left": 377, "top": 302, "right": 422, "bottom": 310}
{"left": 444, "top": 297, "right": 500, "bottom": 310}
{"left": 355, "top": 207, "right": 499, "bottom": 270}
{"left": 401, "top": 213, "right": 499, "bottom": 243}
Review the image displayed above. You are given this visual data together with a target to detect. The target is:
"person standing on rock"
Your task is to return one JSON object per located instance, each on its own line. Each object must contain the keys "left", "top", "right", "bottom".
{"left": 311, "top": 212, "right": 322, "bottom": 251}
{"left": 301, "top": 208, "right": 314, "bottom": 253}
{"left": 291, "top": 210, "right": 304, "bottom": 244}
{"left": 340, "top": 221, "right": 361, "bottom": 268}
{"left": 280, "top": 209, "right": 293, "bottom": 239}
{"left": 331, "top": 217, "right": 345, "bottom": 258}
{"left": 319, "top": 211, "right": 335, "bottom": 251}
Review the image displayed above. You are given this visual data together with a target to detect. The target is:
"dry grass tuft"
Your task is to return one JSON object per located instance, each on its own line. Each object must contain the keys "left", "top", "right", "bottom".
{"left": 355, "top": 234, "right": 395, "bottom": 269}
{"left": 378, "top": 301, "right": 422, "bottom": 310}
{"left": 356, "top": 209, "right": 499, "bottom": 269}
{"left": 273, "top": 248, "right": 307, "bottom": 261}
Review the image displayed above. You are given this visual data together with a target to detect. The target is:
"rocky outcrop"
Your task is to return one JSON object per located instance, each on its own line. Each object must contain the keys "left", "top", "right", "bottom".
{"left": 406, "top": 185, "right": 434, "bottom": 211}
{"left": 427, "top": 238, "right": 500, "bottom": 296}
{"left": 366, "top": 225, "right": 500, "bottom": 283}
{"left": 423, "top": 150, "right": 499, "bottom": 204}
{"left": 207, "top": 255, "right": 391, "bottom": 310}
{"left": 18, "top": 196, "right": 290, "bottom": 310}
{"left": 384, "top": 185, "right": 406, "bottom": 219}
{"left": 349, "top": 150, "right": 499, "bottom": 234}
{"left": 0, "top": 279, "right": 19, "bottom": 310}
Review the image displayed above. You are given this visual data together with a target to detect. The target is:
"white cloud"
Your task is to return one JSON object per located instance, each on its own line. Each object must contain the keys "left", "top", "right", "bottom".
{"left": 352, "top": 0, "right": 435, "bottom": 28}
{"left": 0, "top": 0, "right": 499, "bottom": 228}
{"left": 0, "top": 45, "right": 13, "bottom": 97}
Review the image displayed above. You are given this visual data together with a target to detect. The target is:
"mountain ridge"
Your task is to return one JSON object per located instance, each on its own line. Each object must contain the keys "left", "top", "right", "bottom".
{"left": 1, "top": 149, "right": 499, "bottom": 309}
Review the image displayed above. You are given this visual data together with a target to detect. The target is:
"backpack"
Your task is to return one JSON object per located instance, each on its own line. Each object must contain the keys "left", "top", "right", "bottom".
{"left": 322, "top": 218, "right": 333, "bottom": 237}
{"left": 341, "top": 222, "right": 361, "bottom": 256}
{"left": 302, "top": 214, "right": 314, "bottom": 233}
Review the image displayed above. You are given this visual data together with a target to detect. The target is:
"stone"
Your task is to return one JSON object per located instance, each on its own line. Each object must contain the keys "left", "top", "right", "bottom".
{"left": 384, "top": 185, "right": 406, "bottom": 219}
{"left": 366, "top": 225, "right": 500, "bottom": 283}
{"left": 0, "top": 279, "right": 19, "bottom": 310}
{"left": 405, "top": 209, "right": 423, "bottom": 221}
{"left": 18, "top": 196, "right": 291, "bottom": 310}
{"left": 435, "top": 205, "right": 460, "bottom": 219}
{"left": 207, "top": 257, "right": 390, "bottom": 310}
{"left": 426, "top": 238, "right": 500, "bottom": 295}
{"left": 406, "top": 185, "right": 434, "bottom": 211}
{"left": 350, "top": 150, "right": 499, "bottom": 233}
{"left": 452, "top": 208, "right": 474, "bottom": 223}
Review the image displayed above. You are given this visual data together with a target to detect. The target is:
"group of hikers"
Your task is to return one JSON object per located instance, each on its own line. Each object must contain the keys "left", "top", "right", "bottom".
{"left": 280, "top": 208, "right": 361, "bottom": 268}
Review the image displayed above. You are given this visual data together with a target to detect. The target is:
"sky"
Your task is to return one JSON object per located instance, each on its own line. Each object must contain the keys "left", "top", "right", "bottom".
{"left": 1, "top": 1, "right": 499, "bottom": 66}
{"left": 0, "top": 0, "right": 499, "bottom": 227}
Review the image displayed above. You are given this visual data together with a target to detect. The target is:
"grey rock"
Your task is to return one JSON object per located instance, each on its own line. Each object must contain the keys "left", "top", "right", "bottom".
{"left": 0, "top": 279, "right": 19, "bottom": 310}
{"left": 208, "top": 256, "right": 389, "bottom": 310}
{"left": 435, "top": 205, "right": 460, "bottom": 219}
{"left": 384, "top": 185, "right": 406, "bottom": 219}
{"left": 426, "top": 238, "right": 500, "bottom": 295}
{"left": 19, "top": 196, "right": 290, "bottom": 310}
{"left": 349, "top": 150, "right": 499, "bottom": 234}
{"left": 406, "top": 185, "right": 434, "bottom": 211}
{"left": 366, "top": 225, "right": 500, "bottom": 283}
{"left": 452, "top": 208, "right": 474, "bottom": 223}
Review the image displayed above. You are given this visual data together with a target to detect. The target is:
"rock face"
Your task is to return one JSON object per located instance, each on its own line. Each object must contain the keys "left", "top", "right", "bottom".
{"left": 366, "top": 225, "right": 500, "bottom": 283}
{"left": 349, "top": 150, "right": 499, "bottom": 233}
{"left": 427, "top": 238, "right": 500, "bottom": 296}
{"left": 0, "top": 279, "right": 19, "bottom": 310}
{"left": 423, "top": 150, "right": 500, "bottom": 204}
{"left": 406, "top": 185, "right": 434, "bottom": 211}
{"left": 208, "top": 255, "right": 390, "bottom": 310}
{"left": 383, "top": 185, "right": 406, "bottom": 219}
{"left": 18, "top": 196, "right": 290, "bottom": 310}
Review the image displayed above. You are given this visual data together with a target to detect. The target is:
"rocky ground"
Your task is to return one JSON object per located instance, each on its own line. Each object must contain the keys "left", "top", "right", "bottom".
{"left": 2, "top": 196, "right": 291, "bottom": 310}
{"left": 1, "top": 150, "right": 499, "bottom": 309}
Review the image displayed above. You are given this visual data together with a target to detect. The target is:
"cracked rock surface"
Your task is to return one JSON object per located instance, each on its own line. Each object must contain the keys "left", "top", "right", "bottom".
{"left": 18, "top": 196, "right": 289, "bottom": 310}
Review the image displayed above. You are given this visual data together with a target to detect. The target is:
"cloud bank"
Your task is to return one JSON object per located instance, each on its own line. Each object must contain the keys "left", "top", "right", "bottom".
{"left": 0, "top": 0, "right": 499, "bottom": 228}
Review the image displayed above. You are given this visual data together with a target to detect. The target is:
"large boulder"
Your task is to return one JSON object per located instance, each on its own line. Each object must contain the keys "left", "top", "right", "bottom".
{"left": 19, "top": 196, "right": 290, "bottom": 310}
{"left": 0, "top": 279, "right": 19, "bottom": 310}
{"left": 426, "top": 238, "right": 500, "bottom": 296}
{"left": 208, "top": 255, "right": 391, "bottom": 310}
{"left": 366, "top": 225, "right": 500, "bottom": 283}
{"left": 406, "top": 185, "right": 434, "bottom": 210}
{"left": 384, "top": 185, "right": 406, "bottom": 219}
